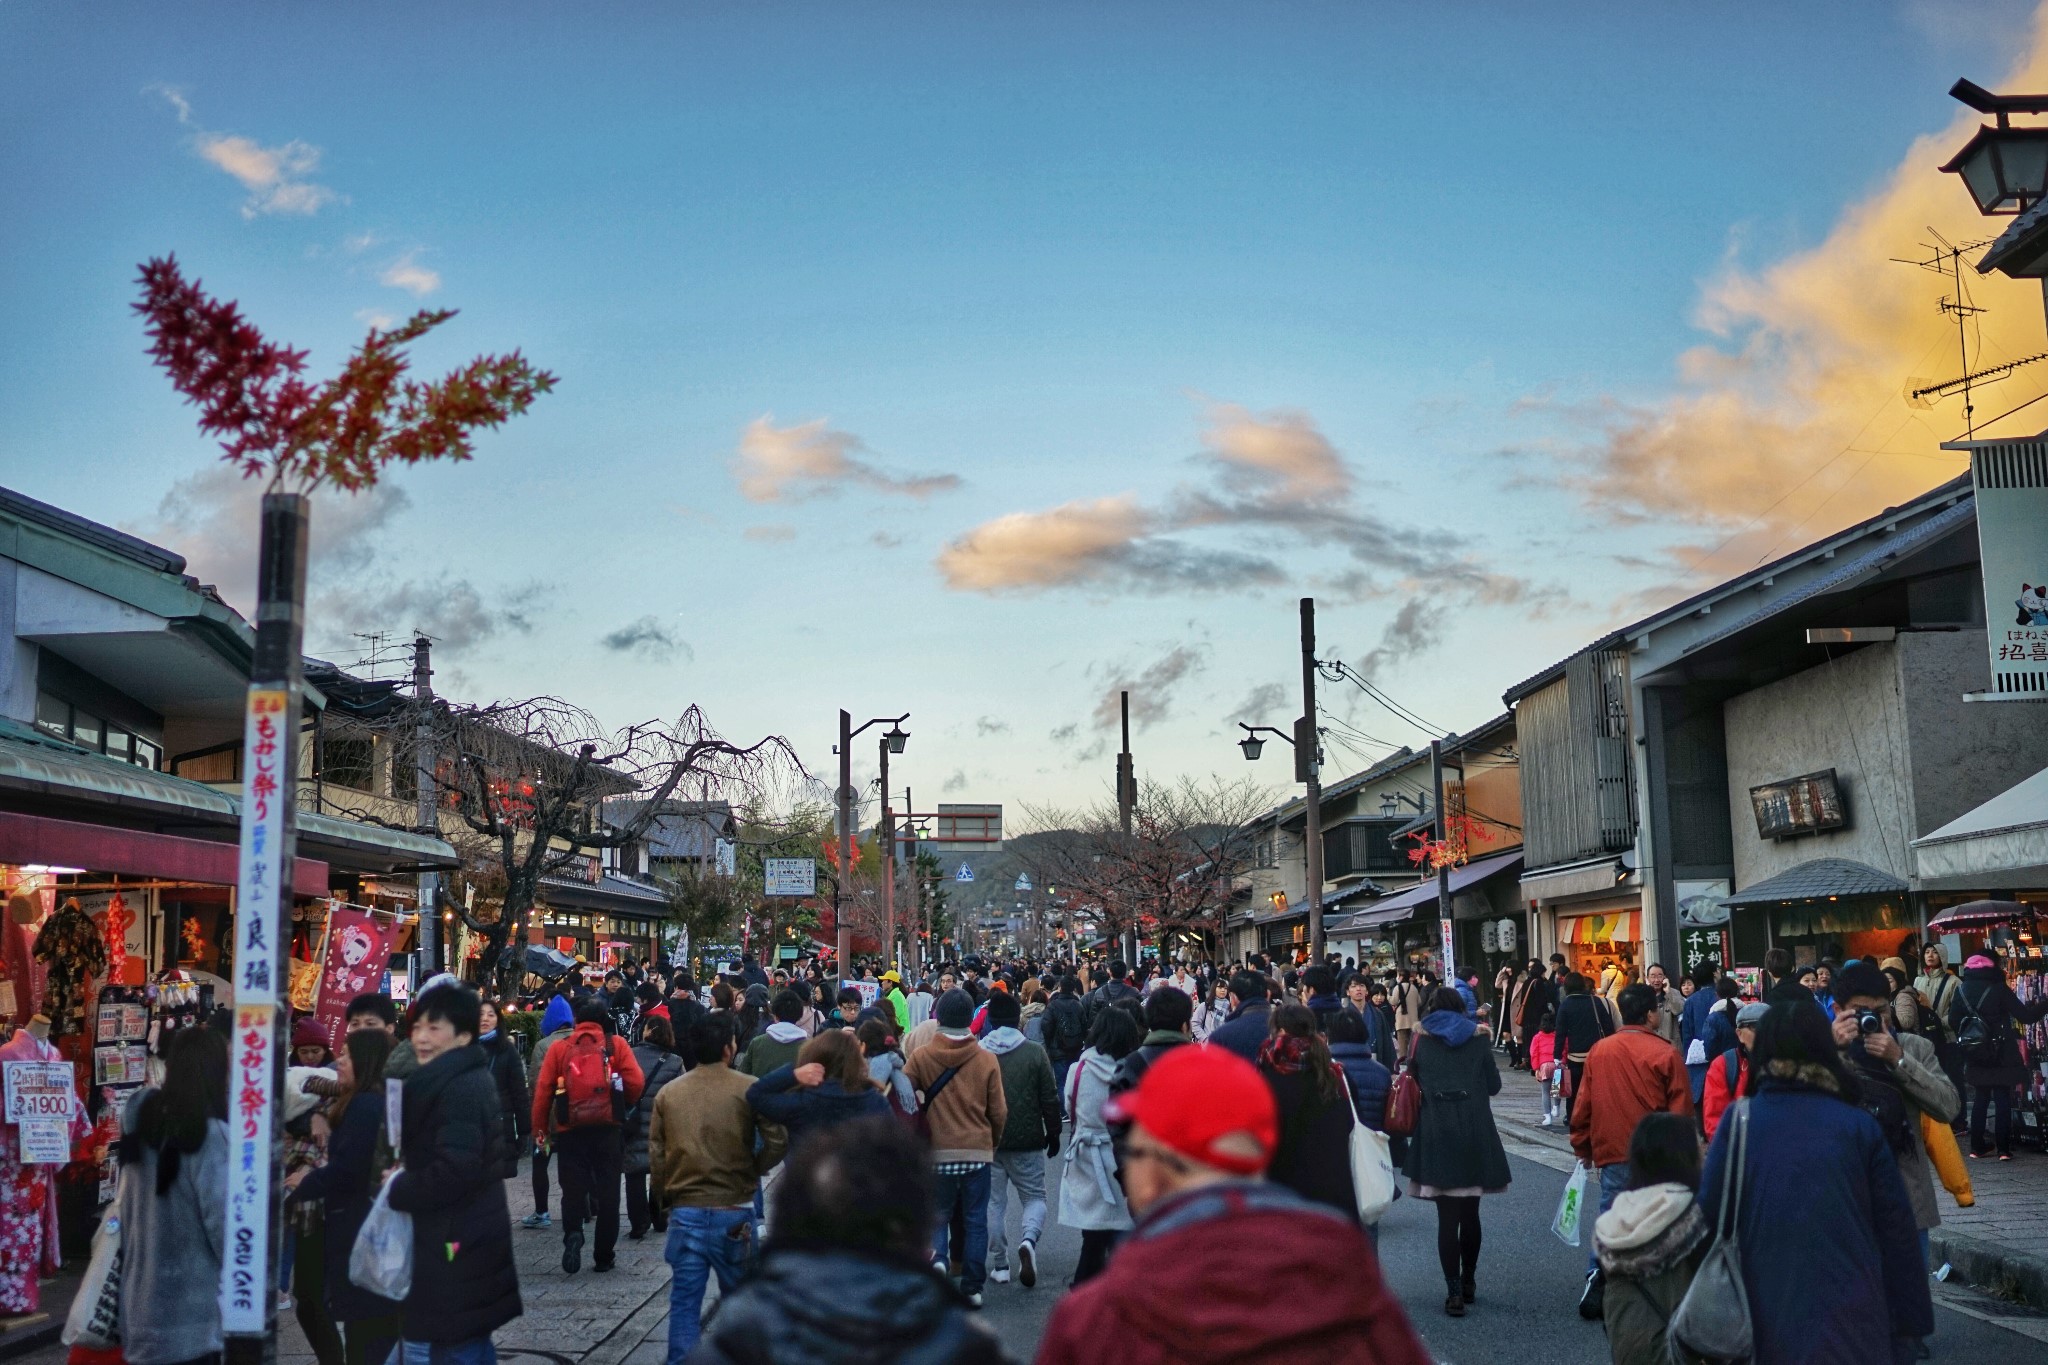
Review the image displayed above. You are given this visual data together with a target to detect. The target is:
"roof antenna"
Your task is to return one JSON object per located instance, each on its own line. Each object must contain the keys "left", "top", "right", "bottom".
{"left": 1894, "top": 227, "right": 2042, "bottom": 437}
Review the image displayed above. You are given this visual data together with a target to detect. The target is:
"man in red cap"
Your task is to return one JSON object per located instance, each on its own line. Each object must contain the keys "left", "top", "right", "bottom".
{"left": 1034, "top": 1045, "right": 1430, "bottom": 1365}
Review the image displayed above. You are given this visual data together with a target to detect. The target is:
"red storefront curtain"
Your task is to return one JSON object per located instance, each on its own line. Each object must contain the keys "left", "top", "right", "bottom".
{"left": 0, "top": 811, "right": 328, "bottom": 897}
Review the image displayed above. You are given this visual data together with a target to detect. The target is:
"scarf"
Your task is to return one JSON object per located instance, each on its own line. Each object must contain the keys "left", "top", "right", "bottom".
{"left": 1259, "top": 1032, "right": 1313, "bottom": 1074}
{"left": 1419, "top": 1009, "right": 1477, "bottom": 1048}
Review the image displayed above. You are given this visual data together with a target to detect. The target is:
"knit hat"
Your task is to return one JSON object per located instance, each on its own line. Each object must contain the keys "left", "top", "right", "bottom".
{"left": 1966, "top": 954, "right": 1996, "bottom": 970}
{"left": 1830, "top": 961, "right": 1891, "bottom": 1007}
{"left": 1736, "top": 1002, "right": 1768, "bottom": 1027}
{"left": 291, "top": 1018, "right": 330, "bottom": 1052}
{"left": 1102, "top": 1044, "right": 1276, "bottom": 1176}
{"left": 985, "top": 991, "right": 1021, "bottom": 1029}
{"left": 935, "top": 988, "right": 975, "bottom": 1031}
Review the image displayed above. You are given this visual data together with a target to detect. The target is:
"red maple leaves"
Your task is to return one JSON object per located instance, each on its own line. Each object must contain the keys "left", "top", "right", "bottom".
{"left": 134, "top": 255, "right": 556, "bottom": 492}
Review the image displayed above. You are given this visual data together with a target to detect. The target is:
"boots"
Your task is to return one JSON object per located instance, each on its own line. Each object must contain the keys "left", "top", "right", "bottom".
{"left": 1444, "top": 1279, "right": 1465, "bottom": 1317}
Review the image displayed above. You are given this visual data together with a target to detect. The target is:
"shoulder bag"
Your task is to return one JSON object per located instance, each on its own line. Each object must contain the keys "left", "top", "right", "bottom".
{"left": 911, "top": 1065, "right": 961, "bottom": 1145}
{"left": 1335, "top": 1071, "right": 1397, "bottom": 1223}
{"left": 1383, "top": 1063, "right": 1421, "bottom": 1138}
{"left": 1667, "top": 1099, "right": 1754, "bottom": 1363}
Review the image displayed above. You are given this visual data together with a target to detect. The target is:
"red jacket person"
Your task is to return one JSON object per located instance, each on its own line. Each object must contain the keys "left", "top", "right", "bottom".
{"left": 1034, "top": 1043, "right": 1431, "bottom": 1365}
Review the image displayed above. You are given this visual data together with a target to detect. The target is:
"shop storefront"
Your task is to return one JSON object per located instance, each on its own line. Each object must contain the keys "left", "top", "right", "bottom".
{"left": 536, "top": 870, "right": 669, "bottom": 977}
{"left": 1719, "top": 858, "right": 1917, "bottom": 971}
{"left": 1556, "top": 903, "right": 1644, "bottom": 985}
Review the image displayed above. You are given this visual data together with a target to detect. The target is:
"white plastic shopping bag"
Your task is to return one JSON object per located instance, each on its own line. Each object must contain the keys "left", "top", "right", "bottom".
{"left": 349, "top": 1175, "right": 414, "bottom": 1301}
{"left": 1551, "top": 1161, "right": 1591, "bottom": 1247}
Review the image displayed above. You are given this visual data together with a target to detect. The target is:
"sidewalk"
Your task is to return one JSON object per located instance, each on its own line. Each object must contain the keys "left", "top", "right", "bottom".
{"left": 1486, "top": 1055, "right": 2048, "bottom": 1311}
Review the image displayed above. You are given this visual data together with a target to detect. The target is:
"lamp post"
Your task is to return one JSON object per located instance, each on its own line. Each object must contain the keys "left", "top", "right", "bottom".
{"left": 877, "top": 729, "right": 909, "bottom": 973}
{"left": 836, "top": 709, "right": 908, "bottom": 977}
{"left": 1234, "top": 597, "right": 1325, "bottom": 961}
{"left": 1941, "top": 79, "right": 2048, "bottom": 216}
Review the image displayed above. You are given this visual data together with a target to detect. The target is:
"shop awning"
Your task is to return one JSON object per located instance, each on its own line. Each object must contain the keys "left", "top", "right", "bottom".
{"left": 295, "top": 810, "right": 459, "bottom": 874}
{"left": 0, "top": 810, "right": 328, "bottom": 896}
{"left": 1912, "top": 765, "right": 2048, "bottom": 887}
{"left": 1558, "top": 908, "right": 1642, "bottom": 945}
{"left": 1719, "top": 858, "right": 1907, "bottom": 907}
{"left": 1520, "top": 855, "right": 1629, "bottom": 904}
{"left": 0, "top": 718, "right": 235, "bottom": 821}
{"left": 1329, "top": 851, "right": 1525, "bottom": 935}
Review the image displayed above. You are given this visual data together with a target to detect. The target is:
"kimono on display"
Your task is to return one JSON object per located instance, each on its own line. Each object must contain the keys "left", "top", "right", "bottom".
{"left": 0, "top": 1026, "right": 72, "bottom": 1314}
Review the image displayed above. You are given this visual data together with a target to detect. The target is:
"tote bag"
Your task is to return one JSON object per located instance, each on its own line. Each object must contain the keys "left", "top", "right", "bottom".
{"left": 1336, "top": 1073, "right": 1397, "bottom": 1224}
{"left": 62, "top": 1179, "right": 124, "bottom": 1349}
{"left": 1667, "top": 1100, "right": 1754, "bottom": 1364}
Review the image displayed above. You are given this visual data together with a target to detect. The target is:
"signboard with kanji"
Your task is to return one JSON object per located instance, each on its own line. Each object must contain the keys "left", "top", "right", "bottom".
{"left": 764, "top": 858, "right": 816, "bottom": 897}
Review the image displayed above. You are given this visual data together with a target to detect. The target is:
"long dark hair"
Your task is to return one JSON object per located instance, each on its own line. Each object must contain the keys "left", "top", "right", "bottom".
{"left": 121, "top": 1025, "right": 228, "bottom": 1195}
{"left": 1269, "top": 1002, "right": 1339, "bottom": 1104}
{"left": 331, "top": 1027, "right": 393, "bottom": 1125}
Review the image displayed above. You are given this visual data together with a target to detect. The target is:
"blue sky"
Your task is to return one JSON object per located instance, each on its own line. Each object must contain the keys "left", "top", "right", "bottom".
{"left": 2, "top": 1, "right": 2040, "bottom": 813}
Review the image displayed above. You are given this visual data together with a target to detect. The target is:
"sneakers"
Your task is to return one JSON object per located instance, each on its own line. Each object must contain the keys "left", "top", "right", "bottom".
{"left": 1577, "top": 1268, "right": 1605, "bottom": 1320}
{"left": 931, "top": 1258, "right": 948, "bottom": 1277}
{"left": 1540, "top": 1115, "right": 1555, "bottom": 1127}
{"left": 520, "top": 1211, "right": 552, "bottom": 1229}
{"left": 1017, "top": 1239, "right": 1038, "bottom": 1289}
{"left": 562, "top": 1231, "right": 583, "bottom": 1275}
{"left": 965, "top": 1291, "right": 984, "bottom": 1309}
{"left": 989, "top": 1267, "right": 1010, "bottom": 1285}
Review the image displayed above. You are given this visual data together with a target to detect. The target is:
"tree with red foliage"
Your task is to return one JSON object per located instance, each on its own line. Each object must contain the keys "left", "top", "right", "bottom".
{"left": 133, "top": 254, "right": 556, "bottom": 491}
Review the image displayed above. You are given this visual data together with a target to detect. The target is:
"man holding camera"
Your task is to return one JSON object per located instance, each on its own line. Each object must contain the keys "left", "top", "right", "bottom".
{"left": 1829, "top": 961, "right": 1958, "bottom": 1271}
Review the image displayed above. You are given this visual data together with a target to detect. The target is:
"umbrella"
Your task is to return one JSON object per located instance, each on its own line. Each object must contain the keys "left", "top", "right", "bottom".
{"left": 1927, "top": 899, "right": 2037, "bottom": 931}
{"left": 523, "top": 944, "right": 579, "bottom": 979}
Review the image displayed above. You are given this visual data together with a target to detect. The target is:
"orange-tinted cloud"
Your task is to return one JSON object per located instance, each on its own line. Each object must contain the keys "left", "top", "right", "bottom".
{"left": 1538, "top": 9, "right": 2048, "bottom": 595}
{"left": 732, "top": 416, "right": 960, "bottom": 503}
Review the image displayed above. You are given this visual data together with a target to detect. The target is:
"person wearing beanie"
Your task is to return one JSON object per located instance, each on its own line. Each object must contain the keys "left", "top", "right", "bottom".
{"left": 903, "top": 989, "right": 1007, "bottom": 1306}
{"left": 980, "top": 987, "right": 1059, "bottom": 1289}
{"left": 1037, "top": 1046, "right": 1431, "bottom": 1365}
{"left": 1701, "top": 1001, "right": 1768, "bottom": 1141}
{"left": 1956, "top": 950, "right": 2048, "bottom": 1158}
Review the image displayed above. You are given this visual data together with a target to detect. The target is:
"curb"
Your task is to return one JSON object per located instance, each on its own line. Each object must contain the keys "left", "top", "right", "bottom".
{"left": 1931, "top": 1227, "right": 2048, "bottom": 1312}
{"left": 0, "top": 1315, "right": 62, "bottom": 1362}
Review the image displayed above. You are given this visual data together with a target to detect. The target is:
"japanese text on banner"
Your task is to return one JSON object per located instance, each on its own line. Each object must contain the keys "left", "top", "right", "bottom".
{"left": 234, "top": 689, "right": 290, "bottom": 1007}
{"left": 219, "top": 1003, "right": 274, "bottom": 1333}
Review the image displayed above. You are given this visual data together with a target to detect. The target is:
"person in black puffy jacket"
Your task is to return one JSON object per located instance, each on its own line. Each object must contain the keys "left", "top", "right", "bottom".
{"left": 689, "top": 1114, "right": 1010, "bottom": 1365}
{"left": 477, "top": 999, "right": 529, "bottom": 1181}
{"left": 624, "top": 1015, "right": 684, "bottom": 1238}
{"left": 1327, "top": 1008, "right": 1391, "bottom": 1131}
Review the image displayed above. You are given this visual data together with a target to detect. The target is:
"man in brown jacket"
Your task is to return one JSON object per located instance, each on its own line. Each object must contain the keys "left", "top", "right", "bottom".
{"left": 903, "top": 988, "right": 1007, "bottom": 1306}
{"left": 649, "top": 1013, "right": 787, "bottom": 1359}
{"left": 1568, "top": 982, "right": 1690, "bottom": 1319}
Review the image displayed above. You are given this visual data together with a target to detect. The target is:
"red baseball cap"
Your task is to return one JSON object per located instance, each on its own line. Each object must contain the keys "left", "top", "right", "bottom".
{"left": 1103, "top": 1043, "right": 1277, "bottom": 1176}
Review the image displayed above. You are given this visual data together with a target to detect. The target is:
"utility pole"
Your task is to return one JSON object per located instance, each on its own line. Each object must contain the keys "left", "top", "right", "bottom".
{"left": 879, "top": 733, "right": 895, "bottom": 974}
{"left": 1116, "top": 690, "right": 1136, "bottom": 964}
{"left": 1431, "top": 737, "right": 1456, "bottom": 984}
{"left": 223, "top": 493, "right": 307, "bottom": 1362}
{"left": 1300, "top": 597, "right": 1325, "bottom": 964}
{"left": 836, "top": 709, "right": 854, "bottom": 975}
{"left": 412, "top": 636, "right": 438, "bottom": 977}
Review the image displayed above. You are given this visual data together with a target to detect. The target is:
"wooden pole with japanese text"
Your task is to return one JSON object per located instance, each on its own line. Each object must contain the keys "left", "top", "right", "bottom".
{"left": 223, "top": 493, "right": 306, "bottom": 1365}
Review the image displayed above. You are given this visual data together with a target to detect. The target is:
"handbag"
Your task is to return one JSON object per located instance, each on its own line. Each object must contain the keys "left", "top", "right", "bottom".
{"left": 1667, "top": 1099, "right": 1755, "bottom": 1364}
{"left": 1382, "top": 1068, "right": 1420, "bottom": 1138}
{"left": 1335, "top": 1072, "right": 1397, "bottom": 1223}
{"left": 63, "top": 1179, "right": 124, "bottom": 1348}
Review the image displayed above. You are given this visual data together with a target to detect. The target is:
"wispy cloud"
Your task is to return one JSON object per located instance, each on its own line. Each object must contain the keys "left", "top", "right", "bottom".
{"left": 943, "top": 769, "right": 969, "bottom": 793}
{"left": 742, "top": 524, "right": 797, "bottom": 543}
{"left": 1090, "top": 645, "right": 1207, "bottom": 731}
{"left": 975, "top": 716, "right": 1010, "bottom": 737}
{"left": 1224, "top": 681, "right": 1288, "bottom": 727}
{"left": 1517, "top": 14, "right": 2048, "bottom": 600}
{"left": 153, "top": 87, "right": 340, "bottom": 219}
{"left": 379, "top": 253, "right": 442, "bottom": 296}
{"left": 600, "top": 616, "right": 692, "bottom": 664}
{"left": 1353, "top": 598, "right": 1446, "bottom": 680}
{"left": 937, "top": 401, "right": 1537, "bottom": 613}
{"left": 732, "top": 417, "right": 962, "bottom": 504}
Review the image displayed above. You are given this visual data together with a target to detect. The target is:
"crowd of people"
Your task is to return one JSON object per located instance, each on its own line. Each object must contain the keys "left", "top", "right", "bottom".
{"left": 96, "top": 939, "right": 2037, "bottom": 1365}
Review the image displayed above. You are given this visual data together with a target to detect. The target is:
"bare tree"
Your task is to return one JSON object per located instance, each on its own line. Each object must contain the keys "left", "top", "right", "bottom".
{"left": 1017, "top": 774, "right": 1271, "bottom": 956}
{"left": 368, "top": 697, "right": 800, "bottom": 995}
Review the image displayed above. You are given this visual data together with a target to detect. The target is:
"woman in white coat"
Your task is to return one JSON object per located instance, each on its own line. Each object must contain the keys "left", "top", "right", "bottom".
{"left": 1057, "top": 1007, "right": 1141, "bottom": 1286}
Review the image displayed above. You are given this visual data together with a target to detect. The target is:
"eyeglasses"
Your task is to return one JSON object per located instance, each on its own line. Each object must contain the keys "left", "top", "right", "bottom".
{"left": 1115, "top": 1138, "right": 1196, "bottom": 1176}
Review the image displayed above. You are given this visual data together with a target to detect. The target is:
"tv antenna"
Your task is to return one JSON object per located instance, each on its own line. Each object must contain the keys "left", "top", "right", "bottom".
{"left": 1894, "top": 227, "right": 2042, "bottom": 436}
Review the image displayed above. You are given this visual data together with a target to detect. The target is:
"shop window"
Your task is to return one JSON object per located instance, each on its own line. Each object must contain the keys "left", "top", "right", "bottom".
{"left": 104, "top": 726, "right": 132, "bottom": 763}
{"left": 321, "top": 736, "right": 376, "bottom": 792}
{"left": 70, "top": 711, "right": 102, "bottom": 751}
{"left": 34, "top": 692, "right": 69, "bottom": 740}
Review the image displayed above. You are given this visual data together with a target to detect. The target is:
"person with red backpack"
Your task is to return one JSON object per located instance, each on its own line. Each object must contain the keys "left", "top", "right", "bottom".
{"left": 530, "top": 998, "right": 645, "bottom": 1274}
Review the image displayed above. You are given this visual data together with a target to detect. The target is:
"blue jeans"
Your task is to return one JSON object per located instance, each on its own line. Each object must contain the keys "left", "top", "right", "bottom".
{"left": 1589, "top": 1163, "right": 1630, "bottom": 1274}
{"left": 665, "top": 1206, "right": 753, "bottom": 1364}
{"left": 396, "top": 1338, "right": 497, "bottom": 1365}
{"left": 932, "top": 1164, "right": 992, "bottom": 1293}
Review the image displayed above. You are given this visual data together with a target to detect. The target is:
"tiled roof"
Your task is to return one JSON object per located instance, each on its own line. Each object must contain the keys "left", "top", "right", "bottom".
{"left": 1720, "top": 857, "right": 1907, "bottom": 906}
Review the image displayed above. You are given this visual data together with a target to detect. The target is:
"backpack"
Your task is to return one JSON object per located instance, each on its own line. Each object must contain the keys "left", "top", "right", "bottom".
{"left": 1721, "top": 1046, "right": 1742, "bottom": 1095}
{"left": 555, "top": 1030, "right": 621, "bottom": 1129}
{"left": 1953, "top": 984, "right": 2006, "bottom": 1067}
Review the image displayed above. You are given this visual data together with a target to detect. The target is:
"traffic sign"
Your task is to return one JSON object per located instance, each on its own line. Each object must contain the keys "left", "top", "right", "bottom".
{"left": 1015, "top": 873, "right": 1033, "bottom": 891}
{"left": 956, "top": 863, "right": 975, "bottom": 883}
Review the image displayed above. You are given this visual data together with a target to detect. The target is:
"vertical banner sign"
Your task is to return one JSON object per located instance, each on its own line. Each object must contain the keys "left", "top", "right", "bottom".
{"left": 1439, "top": 915, "right": 1457, "bottom": 985}
{"left": 311, "top": 909, "right": 398, "bottom": 1053}
{"left": 223, "top": 687, "right": 289, "bottom": 1335}
{"left": 1972, "top": 441, "right": 2048, "bottom": 697}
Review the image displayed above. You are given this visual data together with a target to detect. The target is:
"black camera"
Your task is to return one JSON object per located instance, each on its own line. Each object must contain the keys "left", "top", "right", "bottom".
{"left": 1857, "top": 1010, "right": 1885, "bottom": 1035}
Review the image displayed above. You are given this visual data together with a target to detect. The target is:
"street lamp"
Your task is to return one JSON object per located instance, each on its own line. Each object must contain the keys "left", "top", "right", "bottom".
{"left": 836, "top": 709, "right": 909, "bottom": 977}
{"left": 1237, "top": 722, "right": 1290, "bottom": 762}
{"left": 1942, "top": 79, "right": 2048, "bottom": 215}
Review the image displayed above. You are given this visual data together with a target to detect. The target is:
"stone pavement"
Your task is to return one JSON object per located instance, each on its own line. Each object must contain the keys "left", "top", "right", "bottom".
{"left": 1487, "top": 1049, "right": 2048, "bottom": 1314}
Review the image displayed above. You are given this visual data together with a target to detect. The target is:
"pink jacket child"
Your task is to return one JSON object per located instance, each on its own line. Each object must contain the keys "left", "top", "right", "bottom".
{"left": 1527, "top": 1028, "right": 1557, "bottom": 1079}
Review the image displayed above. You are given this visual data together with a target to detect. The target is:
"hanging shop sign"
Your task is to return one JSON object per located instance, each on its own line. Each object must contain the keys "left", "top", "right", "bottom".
{"left": 1966, "top": 438, "right": 2048, "bottom": 698}
{"left": 1676, "top": 880, "right": 1733, "bottom": 927}
{"left": 311, "top": 908, "right": 400, "bottom": 1053}
{"left": 1496, "top": 918, "right": 1518, "bottom": 954}
{"left": 1557, "top": 910, "right": 1642, "bottom": 945}
{"left": 1749, "top": 770, "right": 1848, "bottom": 841}
{"left": 764, "top": 858, "right": 817, "bottom": 897}
{"left": 1681, "top": 926, "right": 1732, "bottom": 978}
